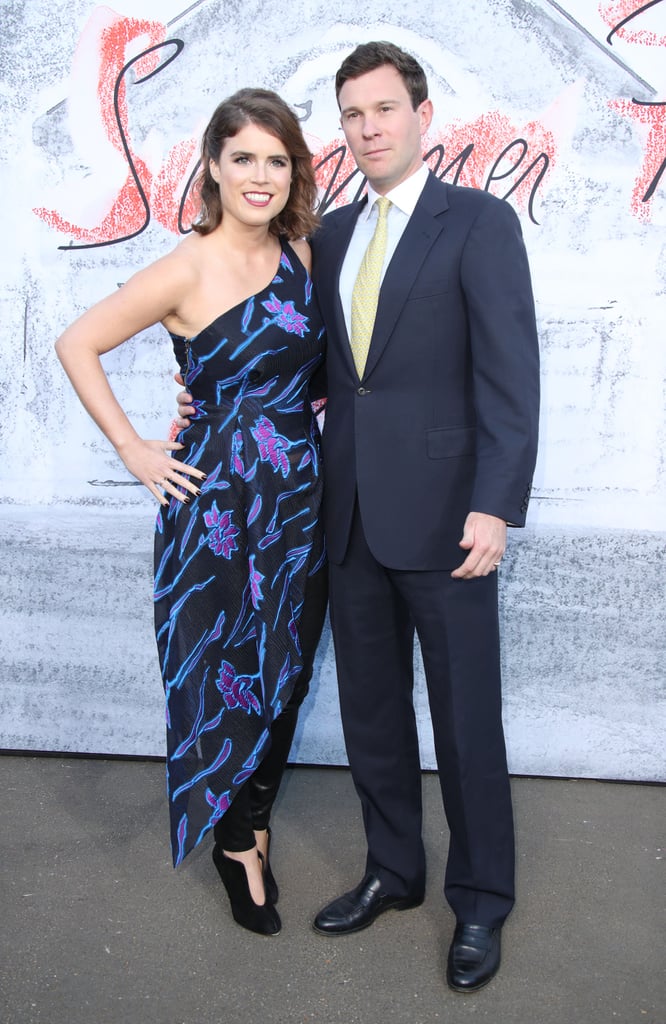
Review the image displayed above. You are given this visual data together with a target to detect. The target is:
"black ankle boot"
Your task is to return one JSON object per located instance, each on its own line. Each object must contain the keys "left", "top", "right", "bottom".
{"left": 212, "top": 845, "right": 281, "bottom": 936}
{"left": 261, "top": 827, "right": 279, "bottom": 904}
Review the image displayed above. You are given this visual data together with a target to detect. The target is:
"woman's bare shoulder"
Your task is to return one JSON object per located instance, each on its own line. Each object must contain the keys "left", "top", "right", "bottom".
{"left": 155, "top": 235, "right": 204, "bottom": 284}
{"left": 289, "top": 237, "right": 312, "bottom": 273}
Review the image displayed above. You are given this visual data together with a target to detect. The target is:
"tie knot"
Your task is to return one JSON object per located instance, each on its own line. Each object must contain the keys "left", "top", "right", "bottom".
{"left": 374, "top": 197, "right": 391, "bottom": 220}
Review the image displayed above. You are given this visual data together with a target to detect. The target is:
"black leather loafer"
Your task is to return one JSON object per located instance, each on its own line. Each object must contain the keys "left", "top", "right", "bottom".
{"left": 446, "top": 923, "right": 501, "bottom": 992}
{"left": 313, "top": 873, "right": 423, "bottom": 935}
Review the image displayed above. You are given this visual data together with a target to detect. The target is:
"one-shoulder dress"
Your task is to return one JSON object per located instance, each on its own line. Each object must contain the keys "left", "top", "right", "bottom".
{"left": 154, "top": 240, "right": 326, "bottom": 866}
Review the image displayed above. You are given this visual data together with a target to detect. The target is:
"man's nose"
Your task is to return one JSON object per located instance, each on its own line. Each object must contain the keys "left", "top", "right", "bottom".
{"left": 361, "top": 118, "right": 380, "bottom": 138}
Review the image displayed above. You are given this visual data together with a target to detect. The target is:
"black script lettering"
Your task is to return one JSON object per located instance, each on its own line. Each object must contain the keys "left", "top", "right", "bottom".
{"left": 484, "top": 140, "right": 550, "bottom": 224}
{"left": 60, "top": 38, "right": 184, "bottom": 251}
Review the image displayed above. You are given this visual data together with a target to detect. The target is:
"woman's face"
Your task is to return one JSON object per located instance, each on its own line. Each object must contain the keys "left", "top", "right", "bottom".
{"left": 209, "top": 122, "right": 292, "bottom": 229}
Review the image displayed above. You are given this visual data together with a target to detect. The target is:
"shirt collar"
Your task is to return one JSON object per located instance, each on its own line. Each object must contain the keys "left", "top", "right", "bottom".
{"left": 361, "top": 162, "right": 429, "bottom": 220}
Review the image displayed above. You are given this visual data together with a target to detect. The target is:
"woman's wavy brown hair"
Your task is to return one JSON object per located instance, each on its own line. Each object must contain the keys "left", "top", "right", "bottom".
{"left": 191, "top": 88, "right": 319, "bottom": 240}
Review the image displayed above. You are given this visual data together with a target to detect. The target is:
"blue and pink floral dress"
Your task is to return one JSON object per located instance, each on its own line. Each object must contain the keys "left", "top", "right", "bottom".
{"left": 154, "top": 241, "right": 326, "bottom": 865}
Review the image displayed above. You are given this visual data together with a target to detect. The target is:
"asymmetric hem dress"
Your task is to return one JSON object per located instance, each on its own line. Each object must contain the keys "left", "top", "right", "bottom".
{"left": 153, "top": 240, "right": 326, "bottom": 866}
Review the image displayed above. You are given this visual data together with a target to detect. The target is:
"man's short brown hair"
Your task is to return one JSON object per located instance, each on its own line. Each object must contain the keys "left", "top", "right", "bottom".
{"left": 335, "top": 41, "right": 428, "bottom": 110}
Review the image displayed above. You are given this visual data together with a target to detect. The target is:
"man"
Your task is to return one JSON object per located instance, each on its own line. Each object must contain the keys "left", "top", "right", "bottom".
{"left": 180, "top": 42, "right": 539, "bottom": 992}
{"left": 310, "top": 41, "right": 538, "bottom": 993}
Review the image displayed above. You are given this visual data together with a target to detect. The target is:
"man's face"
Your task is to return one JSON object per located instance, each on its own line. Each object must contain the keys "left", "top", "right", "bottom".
{"left": 338, "top": 64, "right": 433, "bottom": 194}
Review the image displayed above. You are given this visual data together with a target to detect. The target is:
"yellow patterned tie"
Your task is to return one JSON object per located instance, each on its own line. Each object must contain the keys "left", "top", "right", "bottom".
{"left": 350, "top": 197, "right": 392, "bottom": 377}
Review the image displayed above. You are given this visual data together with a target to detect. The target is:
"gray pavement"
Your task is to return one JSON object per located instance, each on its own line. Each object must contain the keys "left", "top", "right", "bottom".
{"left": 0, "top": 755, "right": 663, "bottom": 1024}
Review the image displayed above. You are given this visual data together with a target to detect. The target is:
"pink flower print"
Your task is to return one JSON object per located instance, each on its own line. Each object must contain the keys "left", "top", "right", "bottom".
{"left": 203, "top": 501, "right": 240, "bottom": 558}
{"left": 252, "top": 415, "right": 290, "bottom": 478}
{"left": 248, "top": 554, "right": 265, "bottom": 609}
{"left": 205, "top": 787, "right": 232, "bottom": 824}
{"left": 216, "top": 660, "right": 261, "bottom": 715}
{"left": 262, "top": 293, "right": 309, "bottom": 337}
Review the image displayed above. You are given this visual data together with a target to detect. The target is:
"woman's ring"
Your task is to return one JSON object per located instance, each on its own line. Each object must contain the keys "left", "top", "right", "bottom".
{"left": 493, "top": 561, "right": 501, "bottom": 566}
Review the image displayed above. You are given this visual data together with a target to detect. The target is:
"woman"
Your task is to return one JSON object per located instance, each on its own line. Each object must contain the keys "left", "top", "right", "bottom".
{"left": 55, "top": 89, "right": 327, "bottom": 936}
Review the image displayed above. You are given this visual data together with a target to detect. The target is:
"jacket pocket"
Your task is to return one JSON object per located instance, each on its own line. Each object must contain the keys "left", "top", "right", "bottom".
{"left": 426, "top": 426, "right": 476, "bottom": 459}
{"left": 407, "top": 280, "right": 452, "bottom": 300}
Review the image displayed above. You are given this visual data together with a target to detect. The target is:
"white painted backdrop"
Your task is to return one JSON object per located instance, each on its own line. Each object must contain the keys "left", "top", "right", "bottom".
{"left": 1, "top": 0, "right": 664, "bottom": 780}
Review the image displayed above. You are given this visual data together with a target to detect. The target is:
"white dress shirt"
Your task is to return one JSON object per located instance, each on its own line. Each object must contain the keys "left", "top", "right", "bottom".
{"left": 339, "top": 162, "right": 430, "bottom": 337}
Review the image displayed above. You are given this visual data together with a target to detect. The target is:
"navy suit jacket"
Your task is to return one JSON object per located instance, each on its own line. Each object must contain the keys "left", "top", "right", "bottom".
{"left": 312, "top": 171, "right": 540, "bottom": 570}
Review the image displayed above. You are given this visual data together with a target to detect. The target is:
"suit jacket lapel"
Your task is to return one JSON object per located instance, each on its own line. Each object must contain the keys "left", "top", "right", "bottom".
{"left": 363, "top": 173, "right": 450, "bottom": 379}
{"left": 318, "top": 199, "right": 366, "bottom": 381}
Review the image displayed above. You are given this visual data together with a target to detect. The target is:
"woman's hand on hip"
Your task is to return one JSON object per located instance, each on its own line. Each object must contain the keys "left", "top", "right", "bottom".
{"left": 117, "top": 436, "right": 205, "bottom": 506}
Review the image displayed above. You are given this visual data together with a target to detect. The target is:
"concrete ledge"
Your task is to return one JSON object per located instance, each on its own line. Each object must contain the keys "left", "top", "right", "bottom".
{"left": 1, "top": 506, "right": 664, "bottom": 781}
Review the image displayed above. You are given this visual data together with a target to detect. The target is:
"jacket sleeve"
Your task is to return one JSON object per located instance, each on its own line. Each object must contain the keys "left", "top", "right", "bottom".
{"left": 460, "top": 196, "right": 540, "bottom": 526}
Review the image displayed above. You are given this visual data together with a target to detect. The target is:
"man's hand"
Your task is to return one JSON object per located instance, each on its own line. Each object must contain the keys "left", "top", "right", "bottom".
{"left": 451, "top": 512, "right": 507, "bottom": 579}
{"left": 174, "top": 372, "right": 195, "bottom": 429}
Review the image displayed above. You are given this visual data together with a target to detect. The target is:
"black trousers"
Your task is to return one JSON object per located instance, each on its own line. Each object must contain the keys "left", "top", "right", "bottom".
{"left": 213, "top": 563, "right": 328, "bottom": 851}
{"left": 328, "top": 503, "right": 515, "bottom": 928}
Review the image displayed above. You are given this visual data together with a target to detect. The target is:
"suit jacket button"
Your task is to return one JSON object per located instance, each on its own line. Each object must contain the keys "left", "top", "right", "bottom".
{"left": 357, "top": 386, "right": 371, "bottom": 396}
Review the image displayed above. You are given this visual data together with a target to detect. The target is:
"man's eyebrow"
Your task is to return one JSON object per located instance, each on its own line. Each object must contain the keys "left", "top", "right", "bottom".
{"left": 340, "top": 98, "right": 398, "bottom": 115}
